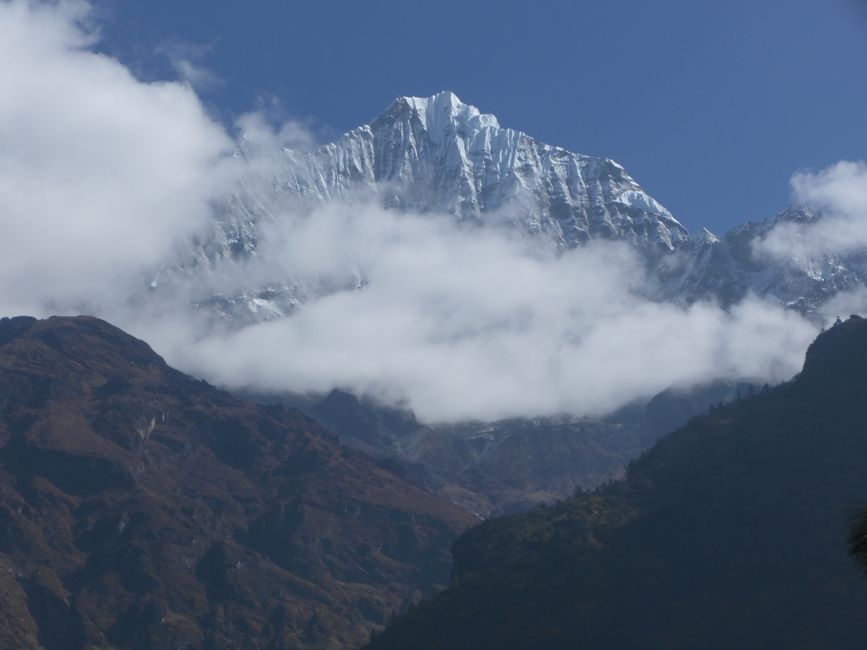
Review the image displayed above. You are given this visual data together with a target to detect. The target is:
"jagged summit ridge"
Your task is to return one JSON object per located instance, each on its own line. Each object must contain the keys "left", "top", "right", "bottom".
{"left": 400, "top": 91, "right": 501, "bottom": 133}
{"left": 370, "top": 91, "right": 688, "bottom": 249}
{"left": 232, "top": 90, "right": 688, "bottom": 250}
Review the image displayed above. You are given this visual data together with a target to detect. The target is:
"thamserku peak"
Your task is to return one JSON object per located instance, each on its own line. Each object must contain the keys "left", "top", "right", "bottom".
{"left": 168, "top": 92, "right": 867, "bottom": 323}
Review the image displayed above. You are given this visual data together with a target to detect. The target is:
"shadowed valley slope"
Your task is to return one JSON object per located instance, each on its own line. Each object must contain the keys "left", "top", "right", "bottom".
{"left": 367, "top": 316, "right": 867, "bottom": 649}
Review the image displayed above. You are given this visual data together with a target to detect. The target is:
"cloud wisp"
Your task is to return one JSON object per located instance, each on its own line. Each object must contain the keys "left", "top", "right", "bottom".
{"left": 756, "top": 161, "right": 867, "bottom": 261}
{"left": 0, "top": 0, "right": 852, "bottom": 424}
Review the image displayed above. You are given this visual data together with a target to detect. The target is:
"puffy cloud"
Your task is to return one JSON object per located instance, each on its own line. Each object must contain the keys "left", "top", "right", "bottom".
{"left": 161, "top": 203, "right": 818, "bottom": 423}
{"left": 793, "top": 161, "right": 867, "bottom": 217}
{"left": 757, "top": 161, "right": 867, "bottom": 261}
{"left": 0, "top": 0, "right": 236, "bottom": 315}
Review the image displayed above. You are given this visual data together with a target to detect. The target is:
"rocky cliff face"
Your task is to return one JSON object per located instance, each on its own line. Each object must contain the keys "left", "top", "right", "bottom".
{"left": 235, "top": 91, "right": 688, "bottom": 249}
{"left": 0, "top": 316, "right": 475, "bottom": 649}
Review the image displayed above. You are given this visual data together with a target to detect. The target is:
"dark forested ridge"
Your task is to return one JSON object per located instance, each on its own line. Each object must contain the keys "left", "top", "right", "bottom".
{"left": 0, "top": 316, "right": 475, "bottom": 649}
{"left": 367, "top": 316, "right": 867, "bottom": 649}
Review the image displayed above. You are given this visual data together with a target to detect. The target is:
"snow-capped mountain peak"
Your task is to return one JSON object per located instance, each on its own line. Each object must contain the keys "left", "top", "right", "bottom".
{"left": 347, "top": 91, "right": 688, "bottom": 250}
{"left": 398, "top": 91, "right": 501, "bottom": 135}
{"left": 192, "top": 93, "right": 864, "bottom": 322}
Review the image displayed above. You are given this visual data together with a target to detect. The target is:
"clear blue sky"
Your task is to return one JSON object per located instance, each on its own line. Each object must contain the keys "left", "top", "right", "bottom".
{"left": 95, "top": 0, "right": 867, "bottom": 235}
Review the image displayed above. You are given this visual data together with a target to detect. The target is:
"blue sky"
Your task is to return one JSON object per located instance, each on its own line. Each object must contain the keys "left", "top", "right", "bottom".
{"left": 95, "top": 0, "right": 867, "bottom": 234}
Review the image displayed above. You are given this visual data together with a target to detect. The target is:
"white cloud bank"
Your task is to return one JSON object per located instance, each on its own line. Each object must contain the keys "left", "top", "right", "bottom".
{"left": 0, "top": 0, "right": 855, "bottom": 423}
{"left": 167, "top": 205, "right": 817, "bottom": 422}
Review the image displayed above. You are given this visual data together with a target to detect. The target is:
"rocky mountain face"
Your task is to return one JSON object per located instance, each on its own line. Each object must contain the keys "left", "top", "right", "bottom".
{"left": 300, "top": 383, "right": 737, "bottom": 517}
{"left": 366, "top": 316, "right": 867, "bottom": 649}
{"left": 189, "top": 91, "right": 694, "bottom": 321}
{"left": 671, "top": 204, "right": 867, "bottom": 310}
{"left": 0, "top": 316, "right": 475, "bottom": 649}
{"left": 232, "top": 90, "right": 688, "bottom": 248}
